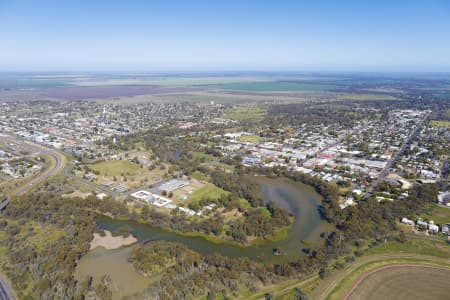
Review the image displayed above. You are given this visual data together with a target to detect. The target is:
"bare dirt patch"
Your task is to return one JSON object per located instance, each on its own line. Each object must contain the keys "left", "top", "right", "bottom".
{"left": 90, "top": 230, "right": 137, "bottom": 250}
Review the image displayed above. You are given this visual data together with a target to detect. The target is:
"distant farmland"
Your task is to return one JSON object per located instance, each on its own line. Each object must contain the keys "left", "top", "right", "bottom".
{"left": 345, "top": 265, "right": 450, "bottom": 300}
{"left": 42, "top": 85, "right": 198, "bottom": 100}
{"left": 205, "top": 81, "right": 338, "bottom": 92}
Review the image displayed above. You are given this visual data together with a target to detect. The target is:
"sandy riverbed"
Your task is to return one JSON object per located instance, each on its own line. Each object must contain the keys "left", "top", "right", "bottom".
{"left": 90, "top": 230, "right": 137, "bottom": 250}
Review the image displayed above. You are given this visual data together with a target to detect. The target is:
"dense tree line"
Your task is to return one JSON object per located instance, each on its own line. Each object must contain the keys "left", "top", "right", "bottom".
{"left": 265, "top": 98, "right": 450, "bottom": 128}
{"left": 132, "top": 241, "right": 283, "bottom": 300}
{"left": 266, "top": 102, "right": 385, "bottom": 127}
{"left": 0, "top": 192, "right": 95, "bottom": 299}
{"left": 209, "top": 170, "right": 263, "bottom": 207}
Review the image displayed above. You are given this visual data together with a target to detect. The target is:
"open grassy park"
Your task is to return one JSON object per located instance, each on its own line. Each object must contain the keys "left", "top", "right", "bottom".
{"left": 430, "top": 120, "right": 450, "bottom": 128}
{"left": 192, "top": 151, "right": 216, "bottom": 163}
{"left": 223, "top": 106, "right": 267, "bottom": 120}
{"left": 186, "top": 183, "right": 228, "bottom": 202}
{"left": 89, "top": 160, "right": 141, "bottom": 176}
{"left": 86, "top": 160, "right": 168, "bottom": 189}
{"left": 417, "top": 203, "right": 450, "bottom": 225}
{"left": 238, "top": 134, "right": 264, "bottom": 143}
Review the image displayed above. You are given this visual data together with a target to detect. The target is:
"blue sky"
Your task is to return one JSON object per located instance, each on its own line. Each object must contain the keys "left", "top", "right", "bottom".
{"left": 1, "top": 0, "right": 450, "bottom": 72}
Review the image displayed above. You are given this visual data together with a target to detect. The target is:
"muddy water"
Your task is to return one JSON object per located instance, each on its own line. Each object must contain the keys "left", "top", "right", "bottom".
{"left": 96, "top": 176, "right": 326, "bottom": 262}
{"left": 75, "top": 177, "right": 327, "bottom": 298}
{"left": 75, "top": 246, "right": 153, "bottom": 300}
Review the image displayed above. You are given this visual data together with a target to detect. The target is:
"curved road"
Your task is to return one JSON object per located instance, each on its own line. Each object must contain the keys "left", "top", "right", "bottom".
{"left": 0, "top": 273, "right": 14, "bottom": 300}
{"left": 0, "top": 136, "right": 65, "bottom": 300}
{"left": 14, "top": 144, "right": 64, "bottom": 196}
{"left": 0, "top": 135, "right": 64, "bottom": 197}
{"left": 15, "top": 146, "right": 63, "bottom": 196}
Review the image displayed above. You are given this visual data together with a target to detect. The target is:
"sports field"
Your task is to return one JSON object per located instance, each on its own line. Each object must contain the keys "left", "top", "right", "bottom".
{"left": 345, "top": 265, "right": 450, "bottom": 300}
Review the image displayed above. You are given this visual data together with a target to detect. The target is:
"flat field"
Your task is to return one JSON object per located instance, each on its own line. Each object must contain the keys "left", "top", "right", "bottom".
{"left": 207, "top": 81, "right": 337, "bottom": 91}
{"left": 89, "top": 160, "right": 141, "bottom": 176}
{"left": 187, "top": 183, "right": 229, "bottom": 202}
{"left": 336, "top": 93, "right": 397, "bottom": 100}
{"left": 223, "top": 106, "right": 267, "bottom": 120}
{"left": 238, "top": 134, "right": 264, "bottom": 143}
{"left": 345, "top": 265, "right": 450, "bottom": 300}
{"left": 417, "top": 203, "right": 450, "bottom": 224}
{"left": 430, "top": 120, "right": 450, "bottom": 127}
{"left": 88, "top": 160, "right": 167, "bottom": 189}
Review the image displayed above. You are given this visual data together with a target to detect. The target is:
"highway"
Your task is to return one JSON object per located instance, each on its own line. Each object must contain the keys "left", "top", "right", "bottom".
{"left": 0, "top": 136, "right": 65, "bottom": 300}
{"left": 0, "top": 274, "right": 14, "bottom": 300}
{"left": 0, "top": 135, "right": 65, "bottom": 197}
{"left": 15, "top": 145, "right": 63, "bottom": 196}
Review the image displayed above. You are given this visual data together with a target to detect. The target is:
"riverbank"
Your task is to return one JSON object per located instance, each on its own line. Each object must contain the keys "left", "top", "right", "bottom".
{"left": 97, "top": 176, "right": 327, "bottom": 263}
{"left": 90, "top": 230, "right": 137, "bottom": 250}
{"left": 75, "top": 246, "right": 153, "bottom": 300}
{"left": 243, "top": 235, "right": 450, "bottom": 300}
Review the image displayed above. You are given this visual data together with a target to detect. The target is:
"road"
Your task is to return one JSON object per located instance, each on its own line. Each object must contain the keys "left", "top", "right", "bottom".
{"left": 440, "top": 159, "right": 448, "bottom": 190}
{"left": 0, "top": 274, "right": 14, "bottom": 300}
{"left": 0, "top": 136, "right": 65, "bottom": 300}
{"left": 14, "top": 144, "right": 63, "bottom": 196}
{"left": 365, "top": 116, "right": 427, "bottom": 197}
{"left": 0, "top": 136, "right": 65, "bottom": 197}
{"left": 62, "top": 165, "right": 119, "bottom": 196}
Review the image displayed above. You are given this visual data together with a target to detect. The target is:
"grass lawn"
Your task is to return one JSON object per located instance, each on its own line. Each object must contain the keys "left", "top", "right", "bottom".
{"left": 238, "top": 134, "right": 263, "bottom": 143}
{"left": 343, "top": 265, "right": 450, "bottom": 300}
{"left": 188, "top": 184, "right": 229, "bottom": 202}
{"left": 325, "top": 258, "right": 450, "bottom": 300}
{"left": 365, "top": 236, "right": 450, "bottom": 259}
{"left": 89, "top": 160, "right": 141, "bottom": 176}
{"left": 417, "top": 203, "right": 450, "bottom": 225}
{"left": 202, "top": 161, "right": 235, "bottom": 172}
{"left": 191, "top": 171, "right": 209, "bottom": 182}
{"left": 260, "top": 207, "right": 271, "bottom": 218}
{"left": 430, "top": 120, "right": 450, "bottom": 128}
{"left": 221, "top": 209, "right": 244, "bottom": 223}
{"left": 223, "top": 106, "right": 267, "bottom": 120}
{"left": 192, "top": 151, "right": 216, "bottom": 163}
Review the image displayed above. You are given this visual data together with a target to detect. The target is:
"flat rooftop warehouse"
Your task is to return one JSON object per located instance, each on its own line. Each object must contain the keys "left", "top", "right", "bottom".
{"left": 101, "top": 181, "right": 129, "bottom": 192}
{"left": 131, "top": 190, "right": 152, "bottom": 200}
{"left": 157, "top": 179, "right": 189, "bottom": 193}
{"left": 130, "top": 190, "right": 172, "bottom": 207}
